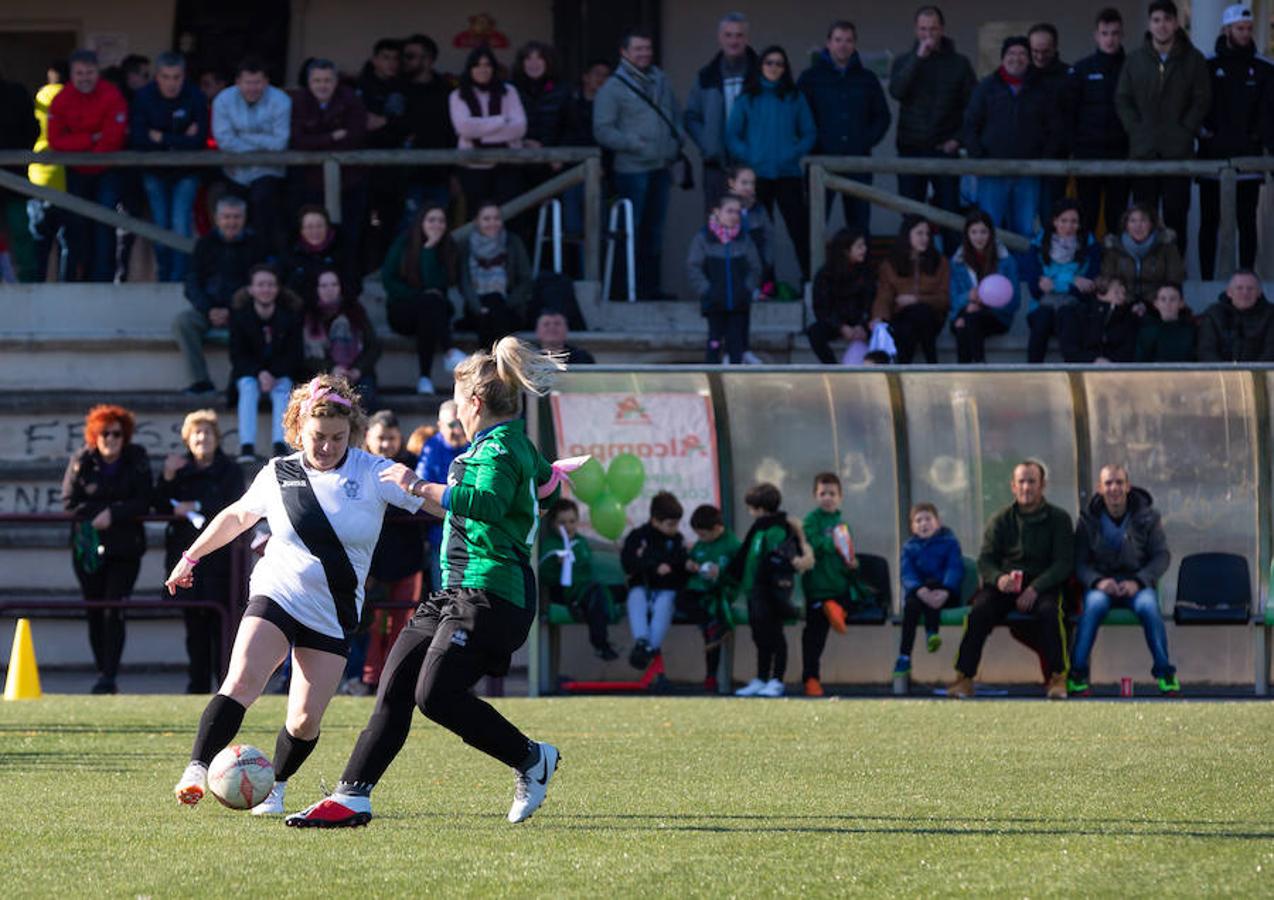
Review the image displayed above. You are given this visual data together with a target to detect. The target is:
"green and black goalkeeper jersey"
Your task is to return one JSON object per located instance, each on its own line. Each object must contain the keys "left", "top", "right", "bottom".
{"left": 440, "top": 419, "right": 556, "bottom": 608}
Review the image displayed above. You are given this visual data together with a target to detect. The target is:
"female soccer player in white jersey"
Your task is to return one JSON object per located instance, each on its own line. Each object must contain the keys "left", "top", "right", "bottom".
{"left": 285, "top": 337, "right": 566, "bottom": 828}
{"left": 168, "top": 375, "right": 423, "bottom": 814}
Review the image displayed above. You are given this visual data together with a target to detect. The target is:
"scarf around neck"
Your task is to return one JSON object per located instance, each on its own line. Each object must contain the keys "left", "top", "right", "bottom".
{"left": 469, "top": 228, "right": 509, "bottom": 297}
{"left": 1049, "top": 234, "right": 1078, "bottom": 265}
{"left": 709, "top": 218, "right": 740, "bottom": 244}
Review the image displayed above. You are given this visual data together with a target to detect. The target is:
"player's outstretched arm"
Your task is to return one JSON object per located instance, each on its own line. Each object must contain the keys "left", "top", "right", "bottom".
{"left": 164, "top": 500, "right": 263, "bottom": 595}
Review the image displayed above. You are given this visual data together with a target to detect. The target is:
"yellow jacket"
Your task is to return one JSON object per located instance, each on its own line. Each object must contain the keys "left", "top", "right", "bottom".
{"left": 29, "top": 82, "right": 65, "bottom": 191}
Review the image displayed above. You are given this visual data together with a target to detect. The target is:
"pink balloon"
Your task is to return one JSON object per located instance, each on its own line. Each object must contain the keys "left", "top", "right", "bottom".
{"left": 978, "top": 273, "right": 1015, "bottom": 309}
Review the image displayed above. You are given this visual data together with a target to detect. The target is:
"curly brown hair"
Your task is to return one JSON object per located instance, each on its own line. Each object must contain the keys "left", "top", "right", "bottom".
{"left": 281, "top": 374, "right": 368, "bottom": 449}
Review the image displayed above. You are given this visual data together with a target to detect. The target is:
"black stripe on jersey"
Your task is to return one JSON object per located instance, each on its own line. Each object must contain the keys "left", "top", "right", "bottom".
{"left": 444, "top": 455, "right": 472, "bottom": 587}
{"left": 274, "top": 458, "right": 360, "bottom": 636}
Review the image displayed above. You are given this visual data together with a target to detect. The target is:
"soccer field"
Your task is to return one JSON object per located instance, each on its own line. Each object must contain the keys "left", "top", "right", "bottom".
{"left": 2, "top": 695, "right": 1271, "bottom": 897}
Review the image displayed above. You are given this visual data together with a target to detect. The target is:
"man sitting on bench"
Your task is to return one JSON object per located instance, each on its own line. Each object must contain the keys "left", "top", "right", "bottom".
{"left": 950, "top": 459, "right": 1073, "bottom": 700}
{"left": 1069, "top": 464, "right": 1178, "bottom": 696}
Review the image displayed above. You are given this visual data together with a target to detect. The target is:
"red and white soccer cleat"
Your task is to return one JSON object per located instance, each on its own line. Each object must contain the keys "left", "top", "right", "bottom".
{"left": 284, "top": 794, "right": 372, "bottom": 828}
{"left": 174, "top": 761, "right": 208, "bottom": 806}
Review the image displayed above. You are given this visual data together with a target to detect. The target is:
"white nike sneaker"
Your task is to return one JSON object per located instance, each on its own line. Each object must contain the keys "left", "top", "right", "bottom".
{"left": 734, "top": 678, "right": 766, "bottom": 697}
{"left": 759, "top": 678, "right": 786, "bottom": 698}
{"left": 416, "top": 376, "right": 436, "bottom": 395}
{"left": 444, "top": 348, "right": 468, "bottom": 372}
{"left": 174, "top": 761, "right": 208, "bottom": 806}
{"left": 508, "top": 742, "right": 560, "bottom": 824}
{"left": 741, "top": 351, "right": 763, "bottom": 365}
{"left": 251, "top": 780, "right": 286, "bottom": 816}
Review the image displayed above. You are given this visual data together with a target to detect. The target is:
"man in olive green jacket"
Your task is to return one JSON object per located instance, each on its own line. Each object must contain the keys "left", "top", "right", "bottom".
{"left": 950, "top": 460, "right": 1074, "bottom": 699}
{"left": 1114, "top": 0, "right": 1211, "bottom": 257}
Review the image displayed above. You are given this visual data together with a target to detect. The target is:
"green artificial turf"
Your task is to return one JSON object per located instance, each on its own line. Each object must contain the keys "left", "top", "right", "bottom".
{"left": 1, "top": 695, "right": 1272, "bottom": 897}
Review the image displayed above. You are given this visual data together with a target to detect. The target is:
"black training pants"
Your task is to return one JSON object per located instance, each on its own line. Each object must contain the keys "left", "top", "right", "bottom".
{"left": 953, "top": 586, "right": 1066, "bottom": 679}
{"left": 342, "top": 586, "right": 536, "bottom": 786}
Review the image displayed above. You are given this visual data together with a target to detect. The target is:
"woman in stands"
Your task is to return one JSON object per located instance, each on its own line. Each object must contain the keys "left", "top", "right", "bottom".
{"left": 948, "top": 209, "right": 1020, "bottom": 364}
{"left": 299, "top": 268, "right": 382, "bottom": 408}
{"left": 169, "top": 374, "right": 425, "bottom": 815}
{"left": 457, "top": 202, "right": 533, "bottom": 347}
{"left": 282, "top": 205, "right": 356, "bottom": 298}
{"left": 871, "top": 216, "right": 950, "bottom": 364}
{"left": 449, "top": 45, "right": 527, "bottom": 213}
{"left": 285, "top": 337, "right": 565, "bottom": 829}
{"left": 153, "top": 409, "right": 244, "bottom": 694}
{"left": 381, "top": 204, "right": 465, "bottom": 395}
{"left": 62, "top": 404, "right": 153, "bottom": 694}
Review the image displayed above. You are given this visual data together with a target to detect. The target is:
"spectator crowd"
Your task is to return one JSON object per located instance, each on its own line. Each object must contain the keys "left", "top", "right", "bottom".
{"left": 1, "top": 2, "right": 1273, "bottom": 370}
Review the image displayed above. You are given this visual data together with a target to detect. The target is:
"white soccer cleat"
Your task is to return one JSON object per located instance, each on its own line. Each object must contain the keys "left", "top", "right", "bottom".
{"left": 759, "top": 678, "right": 786, "bottom": 698}
{"left": 734, "top": 677, "right": 766, "bottom": 697}
{"left": 174, "top": 761, "right": 208, "bottom": 806}
{"left": 508, "top": 742, "right": 560, "bottom": 824}
{"left": 251, "top": 780, "right": 286, "bottom": 816}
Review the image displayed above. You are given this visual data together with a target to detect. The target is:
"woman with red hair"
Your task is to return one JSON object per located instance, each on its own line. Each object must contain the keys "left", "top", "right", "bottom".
{"left": 61, "top": 404, "right": 153, "bottom": 693}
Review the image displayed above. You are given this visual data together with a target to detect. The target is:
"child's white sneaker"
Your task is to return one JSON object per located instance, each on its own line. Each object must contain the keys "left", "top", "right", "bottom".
{"left": 251, "top": 780, "right": 286, "bottom": 815}
{"left": 734, "top": 678, "right": 766, "bottom": 697}
{"left": 759, "top": 678, "right": 786, "bottom": 697}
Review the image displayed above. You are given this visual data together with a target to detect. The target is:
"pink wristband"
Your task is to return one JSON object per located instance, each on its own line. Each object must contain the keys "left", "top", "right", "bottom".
{"left": 181, "top": 551, "right": 200, "bottom": 567}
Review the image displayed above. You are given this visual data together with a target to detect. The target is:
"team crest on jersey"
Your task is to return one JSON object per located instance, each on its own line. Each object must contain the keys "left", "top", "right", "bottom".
{"left": 342, "top": 479, "right": 360, "bottom": 499}
{"left": 450, "top": 628, "right": 469, "bottom": 647}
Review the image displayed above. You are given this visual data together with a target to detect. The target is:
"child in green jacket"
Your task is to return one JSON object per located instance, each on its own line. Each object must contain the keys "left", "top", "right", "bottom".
{"left": 539, "top": 499, "right": 618, "bottom": 660}
{"left": 801, "top": 473, "right": 867, "bottom": 697}
{"left": 726, "top": 482, "right": 814, "bottom": 698}
{"left": 681, "top": 504, "right": 742, "bottom": 692}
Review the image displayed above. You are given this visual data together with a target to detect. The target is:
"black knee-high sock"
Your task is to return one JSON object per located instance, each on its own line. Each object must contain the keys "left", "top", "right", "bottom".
{"left": 273, "top": 727, "right": 319, "bottom": 782}
{"left": 190, "top": 694, "right": 246, "bottom": 764}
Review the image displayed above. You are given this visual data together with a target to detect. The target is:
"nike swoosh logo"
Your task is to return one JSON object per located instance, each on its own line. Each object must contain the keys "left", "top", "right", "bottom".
{"left": 535, "top": 761, "right": 549, "bottom": 785}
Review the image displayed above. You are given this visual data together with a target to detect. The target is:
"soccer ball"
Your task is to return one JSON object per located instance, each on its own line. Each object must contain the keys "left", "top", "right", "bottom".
{"left": 207, "top": 744, "right": 275, "bottom": 810}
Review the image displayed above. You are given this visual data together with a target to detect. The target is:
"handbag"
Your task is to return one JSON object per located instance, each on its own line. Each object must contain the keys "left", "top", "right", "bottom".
{"left": 614, "top": 74, "right": 695, "bottom": 190}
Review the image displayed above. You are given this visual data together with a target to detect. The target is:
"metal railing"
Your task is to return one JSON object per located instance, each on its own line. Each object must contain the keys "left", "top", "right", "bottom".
{"left": 805, "top": 154, "right": 1274, "bottom": 278}
{"left": 0, "top": 147, "right": 605, "bottom": 281}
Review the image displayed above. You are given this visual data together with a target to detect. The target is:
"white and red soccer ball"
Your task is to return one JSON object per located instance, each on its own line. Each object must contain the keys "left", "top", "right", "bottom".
{"left": 208, "top": 744, "right": 275, "bottom": 810}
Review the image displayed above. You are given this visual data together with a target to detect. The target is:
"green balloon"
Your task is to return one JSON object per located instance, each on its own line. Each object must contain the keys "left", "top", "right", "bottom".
{"left": 606, "top": 453, "right": 646, "bottom": 504}
{"left": 589, "top": 493, "right": 627, "bottom": 540}
{"left": 570, "top": 457, "right": 607, "bottom": 504}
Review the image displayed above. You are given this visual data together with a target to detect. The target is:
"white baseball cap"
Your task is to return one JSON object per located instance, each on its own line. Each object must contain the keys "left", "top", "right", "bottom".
{"left": 1222, "top": 4, "right": 1253, "bottom": 27}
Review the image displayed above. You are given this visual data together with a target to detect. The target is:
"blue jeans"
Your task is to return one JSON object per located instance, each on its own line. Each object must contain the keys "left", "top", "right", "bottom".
{"left": 65, "top": 169, "right": 121, "bottom": 282}
{"left": 142, "top": 174, "right": 198, "bottom": 282}
{"left": 236, "top": 375, "right": 293, "bottom": 449}
{"left": 612, "top": 167, "right": 671, "bottom": 296}
{"left": 976, "top": 176, "right": 1040, "bottom": 243}
{"left": 1071, "top": 587, "right": 1175, "bottom": 680}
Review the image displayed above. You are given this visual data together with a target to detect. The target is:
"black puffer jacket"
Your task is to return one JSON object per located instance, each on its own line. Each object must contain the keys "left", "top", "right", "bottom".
{"left": 1197, "top": 291, "right": 1274, "bottom": 361}
{"left": 1116, "top": 29, "right": 1211, "bottom": 159}
{"left": 1033, "top": 58, "right": 1071, "bottom": 156}
{"left": 1200, "top": 36, "right": 1273, "bottom": 159}
{"left": 516, "top": 76, "right": 571, "bottom": 147}
{"left": 811, "top": 262, "right": 874, "bottom": 329}
{"left": 61, "top": 443, "right": 153, "bottom": 560}
{"left": 1059, "top": 297, "right": 1139, "bottom": 363}
{"left": 1074, "top": 487, "right": 1170, "bottom": 590}
{"left": 888, "top": 37, "right": 977, "bottom": 153}
{"left": 1067, "top": 47, "right": 1128, "bottom": 158}
{"left": 963, "top": 70, "right": 1058, "bottom": 159}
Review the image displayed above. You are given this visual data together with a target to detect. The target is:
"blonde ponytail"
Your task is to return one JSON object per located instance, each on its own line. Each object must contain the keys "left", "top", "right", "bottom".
{"left": 456, "top": 337, "right": 567, "bottom": 417}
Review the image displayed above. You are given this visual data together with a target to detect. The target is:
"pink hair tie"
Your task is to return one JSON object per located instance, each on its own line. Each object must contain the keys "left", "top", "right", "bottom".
{"left": 301, "top": 377, "right": 353, "bottom": 416}
{"left": 537, "top": 455, "right": 591, "bottom": 499}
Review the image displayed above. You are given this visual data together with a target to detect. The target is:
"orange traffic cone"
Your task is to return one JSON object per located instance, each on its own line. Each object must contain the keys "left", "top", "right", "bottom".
{"left": 3, "top": 618, "right": 42, "bottom": 700}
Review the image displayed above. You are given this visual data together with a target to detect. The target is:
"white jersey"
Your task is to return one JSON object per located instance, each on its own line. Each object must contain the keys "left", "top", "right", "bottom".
{"left": 239, "top": 448, "right": 423, "bottom": 639}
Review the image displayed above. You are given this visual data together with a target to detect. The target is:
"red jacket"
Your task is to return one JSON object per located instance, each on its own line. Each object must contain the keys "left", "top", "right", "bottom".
{"left": 48, "top": 79, "right": 128, "bottom": 174}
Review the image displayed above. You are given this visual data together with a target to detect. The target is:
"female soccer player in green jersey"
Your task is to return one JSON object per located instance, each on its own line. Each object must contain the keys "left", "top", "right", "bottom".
{"left": 287, "top": 337, "right": 567, "bottom": 827}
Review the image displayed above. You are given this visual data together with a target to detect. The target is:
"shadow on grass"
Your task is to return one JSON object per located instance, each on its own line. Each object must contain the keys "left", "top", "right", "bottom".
{"left": 529, "top": 813, "right": 1274, "bottom": 841}
{"left": 0, "top": 748, "right": 173, "bottom": 772}
{"left": 384, "top": 810, "right": 1274, "bottom": 841}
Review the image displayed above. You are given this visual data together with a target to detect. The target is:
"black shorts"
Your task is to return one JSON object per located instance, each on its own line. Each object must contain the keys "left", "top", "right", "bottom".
{"left": 244, "top": 595, "right": 350, "bottom": 658}
{"left": 408, "top": 586, "right": 535, "bottom": 678}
